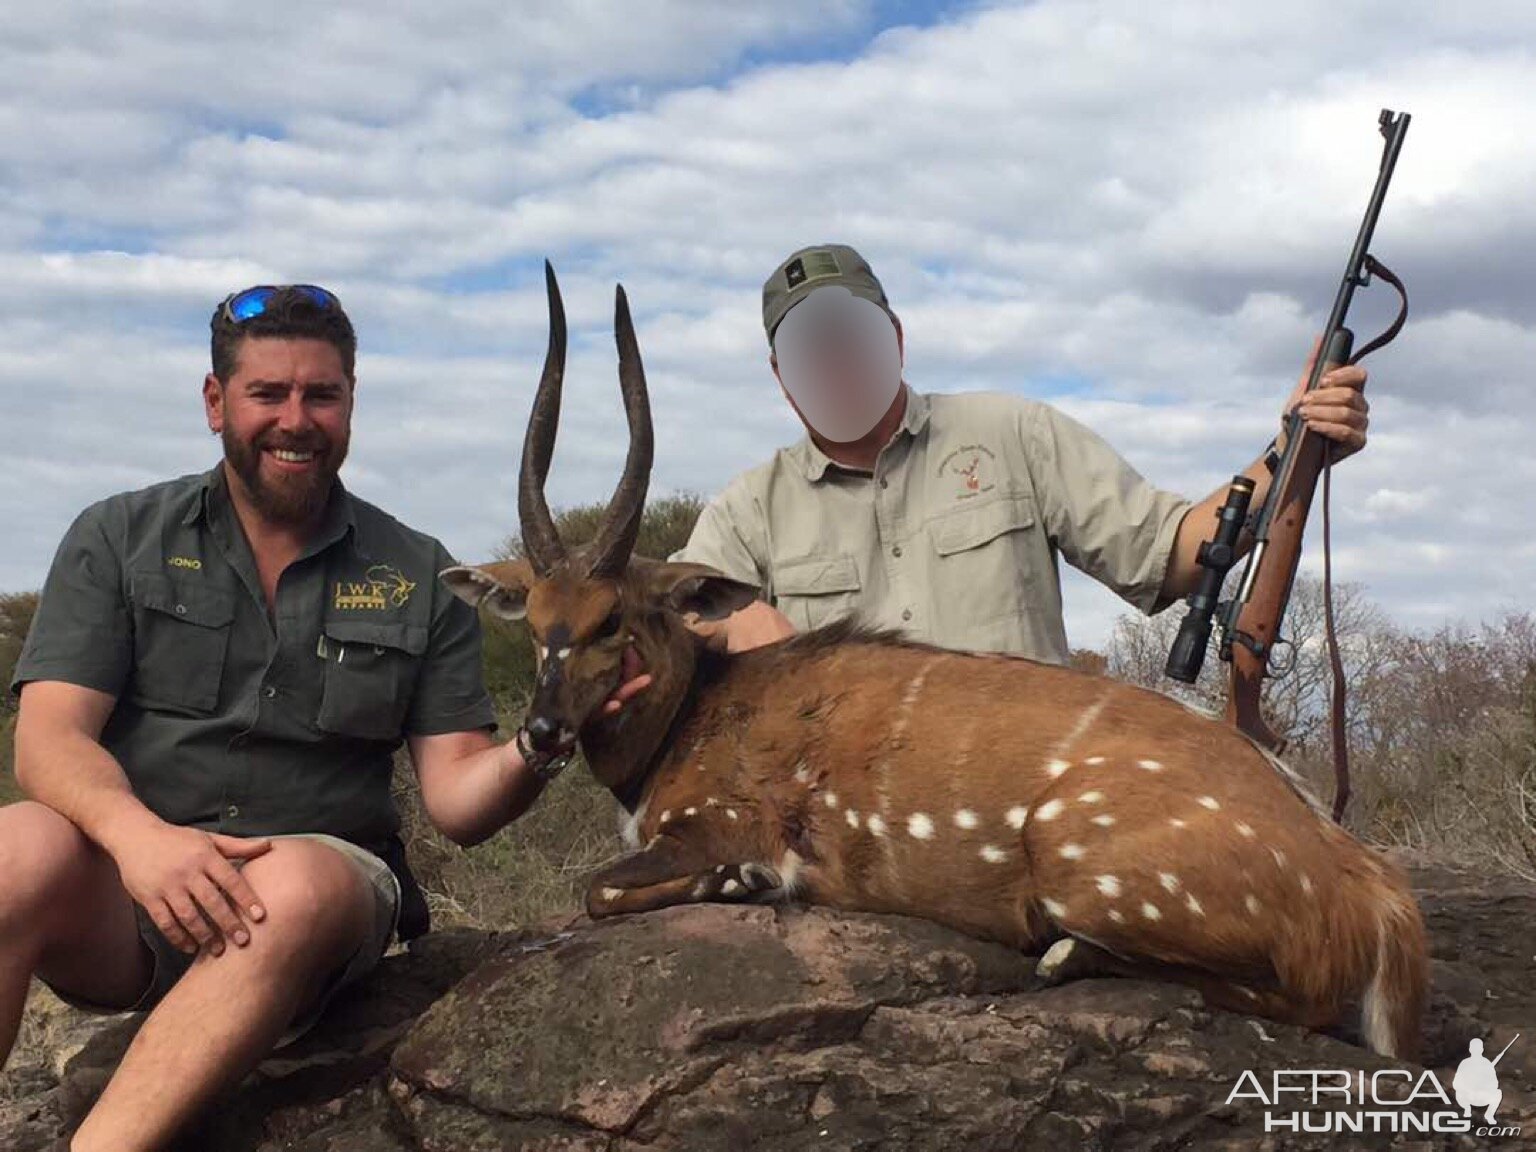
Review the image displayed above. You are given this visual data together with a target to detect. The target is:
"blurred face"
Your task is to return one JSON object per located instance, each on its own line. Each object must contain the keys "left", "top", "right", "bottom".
{"left": 771, "top": 286, "right": 903, "bottom": 443}
{"left": 204, "top": 336, "right": 353, "bottom": 527}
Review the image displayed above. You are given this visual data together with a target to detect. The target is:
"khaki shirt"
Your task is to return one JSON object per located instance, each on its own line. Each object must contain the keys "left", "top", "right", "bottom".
{"left": 10, "top": 463, "right": 496, "bottom": 937}
{"left": 670, "top": 387, "right": 1192, "bottom": 663}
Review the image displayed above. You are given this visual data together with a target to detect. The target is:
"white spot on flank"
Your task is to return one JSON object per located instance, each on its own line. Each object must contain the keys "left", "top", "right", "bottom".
{"left": 823, "top": 791, "right": 839, "bottom": 809}
{"left": 907, "top": 813, "right": 935, "bottom": 840}
{"left": 1042, "top": 898, "right": 1068, "bottom": 918}
{"left": 601, "top": 887, "right": 624, "bottom": 901}
{"left": 684, "top": 807, "right": 697, "bottom": 817}
{"left": 1006, "top": 806, "right": 1029, "bottom": 829}
{"left": 1035, "top": 799, "right": 1064, "bottom": 822}
{"left": 1300, "top": 873, "right": 1314, "bottom": 895}
{"left": 1137, "top": 759, "right": 1163, "bottom": 772}
{"left": 1084, "top": 756, "right": 1106, "bottom": 766}
{"left": 1095, "top": 875, "right": 1122, "bottom": 897}
{"left": 980, "top": 844, "right": 1007, "bottom": 863}
{"left": 1091, "top": 814, "right": 1116, "bottom": 827}
{"left": 846, "top": 809, "right": 860, "bottom": 829}
{"left": 1245, "top": 893, "right": 1262, "bottom": 916}
{"left": 725, "top": 808, "right": 739, "bottom": 820}
{"left": 659, "top": 809, "right": 673, "bottom": 824}
{"left": 1059, "top": 843, "right": 1086, "bottom": 860}
{"left": 1197, "top": 796, "right": 1221, "bottom": 811}
{"left": 556, "top": 647, "right": 571, "bottom": 659}
{"left": 866, "top": 814, "right": 888, "bottom": 837}
{"left": 1169, "top": 817, "right": 1187, "bottom": 829}
{"left": 705, "top": 797, "right": 719, "bottom": 807}
{"left": 1270, "top": 847, "right": 1288, "bottom": 869}
{"left": 1141, "top": 902, "right": 1162, "bottom": 921}
{"left": 1108, "top": 909, "right": 1126, "bottom": 923}
{"left": 721, "top": 879, "right": 742, "bottom": 896}
{"left": 1185, "top": 892, "right": 1205, "bottom": 916}
{"left": 1045, "top": 758, "right": 1071, "bottom": 778}
{"left": 793, "top": 760, "right": 811, "bottom": 783}
{"left": 953, "top": 809, "right": 979, "bottom": 829}
{"left": 1236, "top": 821, "right": 1256, "bottom": 838}
{"left": 1159, "top": 872, "right": 1181, "bottom": 893}
{"left": 1078, "top": 791, "right": 1104, "bottom": 804}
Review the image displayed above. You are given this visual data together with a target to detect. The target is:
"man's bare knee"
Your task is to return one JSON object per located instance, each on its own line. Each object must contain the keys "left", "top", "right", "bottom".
{"left": 0, "top": 801, "right": 100, "bottom": 948}
{"left": 237, "top": 841, "right": 373, "bottom": 971}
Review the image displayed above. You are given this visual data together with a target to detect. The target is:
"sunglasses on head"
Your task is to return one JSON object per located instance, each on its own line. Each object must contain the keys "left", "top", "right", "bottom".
{"left": 219, "top": 284, "right": 341, "bottom": 324}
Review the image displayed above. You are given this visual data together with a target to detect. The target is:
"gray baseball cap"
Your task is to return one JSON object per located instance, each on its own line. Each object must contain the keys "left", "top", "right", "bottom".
{"left": 762, "top": 243, "right": 889, "bottom": 341}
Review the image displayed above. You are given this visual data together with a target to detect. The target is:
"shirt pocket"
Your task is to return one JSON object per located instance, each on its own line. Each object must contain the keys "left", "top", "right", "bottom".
{"left": 928, "top": 494, "right": 1041, "bottom": 625}
{"left": 315, "top": 618, "right": 428, "bottom": 742}
{"left": 772, "top": 554, "right": 863, "bottom": 632}
{"left": 128, "top": 571, "right": 236, "bottom": 715}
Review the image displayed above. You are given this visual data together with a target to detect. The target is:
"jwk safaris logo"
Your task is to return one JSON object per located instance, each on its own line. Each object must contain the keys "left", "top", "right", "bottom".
{"left": 1227, "top": 1034, "right": 1521, "bottom": 1138}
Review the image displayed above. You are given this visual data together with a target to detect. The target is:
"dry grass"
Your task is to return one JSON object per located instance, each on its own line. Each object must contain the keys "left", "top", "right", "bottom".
{"left": 394, "top": 742, "right": 629, "bottom": 932}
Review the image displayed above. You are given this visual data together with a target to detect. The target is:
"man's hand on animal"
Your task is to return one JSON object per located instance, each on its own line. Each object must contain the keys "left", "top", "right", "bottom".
{"left": 684, "top": 600, "right": 796, "bottom": 654}
{"left": 598, "top": 644, "right": 653, "bottom": 717}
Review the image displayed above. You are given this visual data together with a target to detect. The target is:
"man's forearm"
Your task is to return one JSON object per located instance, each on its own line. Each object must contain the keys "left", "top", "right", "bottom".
{"left": 426, "top": 739, "right": 548, "bottom": 847}
{"left": 14, "top": 713, "right": 165, "bottom": 858}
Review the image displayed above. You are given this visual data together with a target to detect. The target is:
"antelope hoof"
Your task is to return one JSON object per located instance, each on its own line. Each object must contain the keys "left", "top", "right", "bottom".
{"left": 738, "top": 863, "right": 782, "bottom": 892}
{"left": 1036, "top": 938, "right": 1087, "bottom": 985}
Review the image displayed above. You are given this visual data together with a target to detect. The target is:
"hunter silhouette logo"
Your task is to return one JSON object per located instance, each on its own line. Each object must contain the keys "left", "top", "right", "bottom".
{"left": 1455, "top": 1034, "right": 1519, "bottom": 1123}
{"left": 332, "top": 564, "right": 416, "bottom": 611}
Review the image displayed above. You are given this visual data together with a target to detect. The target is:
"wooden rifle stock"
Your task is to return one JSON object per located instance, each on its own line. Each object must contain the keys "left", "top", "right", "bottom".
{"left": 1225, "top": 336, "right": 1352, "bottom": 753}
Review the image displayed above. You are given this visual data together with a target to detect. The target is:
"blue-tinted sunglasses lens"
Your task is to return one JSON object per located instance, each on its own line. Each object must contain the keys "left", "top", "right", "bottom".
{"left": 224, "top": 284, "right": 340, "bottom": 323}
{"left": 291, "top": 284, "right": 340, "bottom": 310}
{"left": 226, "top": 287, "right": 278, "bottom": 322}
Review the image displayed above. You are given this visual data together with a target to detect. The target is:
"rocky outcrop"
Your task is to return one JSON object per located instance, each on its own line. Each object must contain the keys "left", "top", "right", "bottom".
{"left": 2, "top": 858, "right": 1532, "bottom": 1150}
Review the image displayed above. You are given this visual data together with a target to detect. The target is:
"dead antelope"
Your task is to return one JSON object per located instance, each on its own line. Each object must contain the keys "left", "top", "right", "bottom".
{"left": 441, "top": 264, "right": 1429, "bottom": 1058}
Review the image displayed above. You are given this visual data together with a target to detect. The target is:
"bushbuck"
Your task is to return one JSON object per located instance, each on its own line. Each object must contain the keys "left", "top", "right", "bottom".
{"left": 440, "top": 264, "right": 1428, "bottom": 1058}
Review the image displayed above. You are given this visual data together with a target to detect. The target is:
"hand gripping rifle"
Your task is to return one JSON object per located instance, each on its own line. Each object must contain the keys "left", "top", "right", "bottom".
{"left": 1166, "top": 108, "right": 1411, "bottom": 823}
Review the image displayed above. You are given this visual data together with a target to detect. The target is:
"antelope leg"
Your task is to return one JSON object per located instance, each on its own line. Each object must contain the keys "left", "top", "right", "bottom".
{"left": 585, "top": 839, "right": 782, "bottom": 918}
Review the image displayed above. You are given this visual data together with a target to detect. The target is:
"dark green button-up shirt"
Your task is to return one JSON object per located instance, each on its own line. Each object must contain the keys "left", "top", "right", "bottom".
{"left": 10, "top": 463, "right": 496, "bottom": 933}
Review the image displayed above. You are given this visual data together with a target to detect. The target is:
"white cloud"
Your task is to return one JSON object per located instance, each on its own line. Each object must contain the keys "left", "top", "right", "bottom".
{"left": 1, "top": 0, "right": 1531, "bottom": 654}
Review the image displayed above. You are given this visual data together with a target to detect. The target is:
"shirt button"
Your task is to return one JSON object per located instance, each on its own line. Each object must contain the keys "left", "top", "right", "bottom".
{"left": 902, "top": 608, "right": 913, "bottom": 622}
{"left": 880, "top": 478, "right": 889, "bottom": 489}
{"left": 174, "top": 603, "right": 187, "bottom": 615}
{"left": 892, "top": 545, "right": 902, "bottom": 558}
{"left": 262, "top": 685, "right": 277, "bottom": 699}
{"left": 226, "top": 804, "right": 239, "bottom": 819}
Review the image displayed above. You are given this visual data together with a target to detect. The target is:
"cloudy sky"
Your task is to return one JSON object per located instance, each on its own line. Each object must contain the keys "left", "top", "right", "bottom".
{"left": 2, "top": 0, "right": 1531, "bottom": 651}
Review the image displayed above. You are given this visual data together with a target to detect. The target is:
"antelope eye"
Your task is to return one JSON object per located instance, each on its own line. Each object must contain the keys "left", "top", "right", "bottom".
{"left": 595, "top": 610, "right": 622, "bottom": 640}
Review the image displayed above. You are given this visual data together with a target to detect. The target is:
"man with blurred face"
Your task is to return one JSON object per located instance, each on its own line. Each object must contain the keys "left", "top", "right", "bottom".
{"left": 2, "top": 286, "right": 648, "bottom": 1151}
{"left": 673, "top": 243, "right": 1371, "bottom": 657}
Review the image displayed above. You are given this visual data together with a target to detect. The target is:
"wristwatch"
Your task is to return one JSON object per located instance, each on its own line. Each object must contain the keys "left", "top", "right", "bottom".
{"left": 515, "top": 725, "right": 575, "bottom": 783}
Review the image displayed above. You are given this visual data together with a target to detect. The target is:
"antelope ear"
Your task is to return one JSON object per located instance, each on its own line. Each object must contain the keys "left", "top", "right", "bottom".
{"left": 439, "top": 560, "right": 536, "bottom": 621}
{"left": 644, "top": 561, "right": 760, "bottom": 621}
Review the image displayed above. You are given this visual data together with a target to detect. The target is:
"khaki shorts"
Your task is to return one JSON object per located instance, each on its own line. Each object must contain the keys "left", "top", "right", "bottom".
{"left": 43, "top": 833, "right": 400, "bottom": 1050}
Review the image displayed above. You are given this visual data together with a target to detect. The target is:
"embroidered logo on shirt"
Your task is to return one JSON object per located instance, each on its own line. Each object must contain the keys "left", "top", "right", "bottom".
{"left": 167, "top": 555, "right": 202, "bottom": 570}
{"left": 938, "top": 444, "right": 998, "bottom": 500}
{"left": 333, "top": 563, "right": 417, "bottom": 611}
